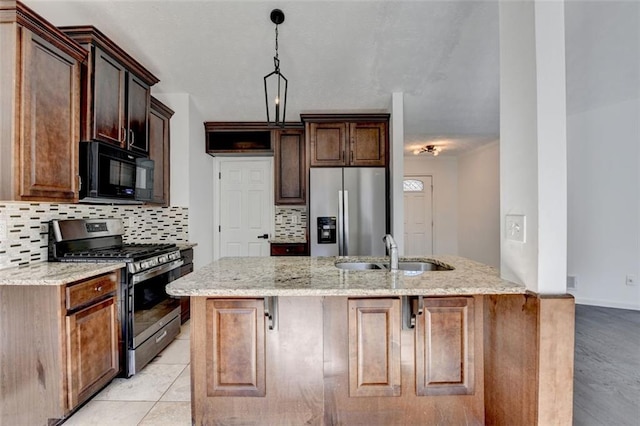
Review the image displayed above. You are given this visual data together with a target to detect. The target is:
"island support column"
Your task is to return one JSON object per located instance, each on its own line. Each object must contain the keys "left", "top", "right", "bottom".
{"left": 484, "top": 293, "right": 575, "bottom": 425}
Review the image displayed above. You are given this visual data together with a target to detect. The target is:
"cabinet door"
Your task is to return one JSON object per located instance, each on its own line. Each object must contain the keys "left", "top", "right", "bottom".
{"left": 274, "top": 129, "right": 306, "bottom": 204}
{"left": 415, "top": 297, "right": 475, "bottom": 396}
{"left": 127, "top": 74, "right": 150, "bottom": 153}
{"left": 349, "top": 122, "right": 387, "bottom": 166}
{"left": 66, "top": 296, "right": 119, "bottom": 409}
{"left": 205, "top": 299, "right": 265, "bottom": 397}
{"left": 309, "top": 122, "right": 348, "bottom": 166}
{"left": 18, "top": 30, "right": 81, "bottom": 202}
{"left": 93, "top": 47, "right": 126, "bottom": 147}
{"left": 148, "top": 97, "right": 173, "bottom": 205}
{"left": 348, "top": 298, "right": 401, "bottom": 397}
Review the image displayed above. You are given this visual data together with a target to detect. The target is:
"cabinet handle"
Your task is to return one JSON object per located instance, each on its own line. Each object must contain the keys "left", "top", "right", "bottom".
{"left": 120, "top": 127, "right": 126, "bottom": 143}
{"left": 95, "top": 285, "right": 103, "bottom": 292}
{"left": 155, "top": 330, "right": 168, "bottom": 343}
{"left": 128, "top": 130, "right": 135, "bottom": 149}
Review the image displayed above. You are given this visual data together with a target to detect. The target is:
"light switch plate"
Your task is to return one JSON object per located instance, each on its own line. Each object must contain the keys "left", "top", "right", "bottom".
{"left": 506, "top": 214, "right": 526, "bottom": 243}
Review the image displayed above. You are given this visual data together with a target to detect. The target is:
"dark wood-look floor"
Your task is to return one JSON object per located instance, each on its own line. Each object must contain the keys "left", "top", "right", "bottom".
{"left": 574, "top": 305, "right": 640, "bottom": 425}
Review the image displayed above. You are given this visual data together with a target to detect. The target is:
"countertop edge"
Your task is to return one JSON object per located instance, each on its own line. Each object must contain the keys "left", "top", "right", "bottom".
{"left": 0, "top": 262, "right": 126, "bottom": 286}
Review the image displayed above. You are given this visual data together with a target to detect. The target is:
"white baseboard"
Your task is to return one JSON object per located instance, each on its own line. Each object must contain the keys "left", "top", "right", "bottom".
{"left": 572, "top": 295, "right": 640, "bottom": 311}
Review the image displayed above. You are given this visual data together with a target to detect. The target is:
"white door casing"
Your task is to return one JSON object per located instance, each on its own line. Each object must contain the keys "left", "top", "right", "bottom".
{"left": 218, "top": 158, "right": 273, "bottom": 257}
{"left": 403, "top": 175, "right": 434, "bottom": 255}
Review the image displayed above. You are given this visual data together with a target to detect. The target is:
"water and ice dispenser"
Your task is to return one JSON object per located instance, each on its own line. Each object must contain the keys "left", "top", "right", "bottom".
{"left": 317, "top": 217, "right": 336, "bottom": 244}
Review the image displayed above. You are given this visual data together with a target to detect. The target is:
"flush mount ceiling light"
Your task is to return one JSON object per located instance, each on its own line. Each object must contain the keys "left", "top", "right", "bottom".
{"left": 413, "top": 145, "right": 442, "bottom": 156}
{"left": 264, "top": 9, "right": 288, "bottom": 127}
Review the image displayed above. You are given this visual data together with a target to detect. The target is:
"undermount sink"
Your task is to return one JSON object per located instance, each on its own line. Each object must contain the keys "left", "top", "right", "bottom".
{"left": 335, "top": 260, "right": 453, "bottom": 272}
{"left": 397, "top": 261, "right": 453, "bottom": 271}
{"left": 335, "top": 262, "right": 387, "bottom": 270}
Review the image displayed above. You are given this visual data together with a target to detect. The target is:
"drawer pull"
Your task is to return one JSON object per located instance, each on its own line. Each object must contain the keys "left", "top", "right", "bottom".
{"left": 155, "top": 330, "right": 168, "bottom": 343}
{"left": 95, "top": 286, "right": 103, "bottom": 292}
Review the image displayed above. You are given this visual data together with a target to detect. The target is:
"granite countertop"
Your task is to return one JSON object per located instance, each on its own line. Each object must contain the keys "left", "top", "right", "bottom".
{"left": 269, "top": 237, "right": 307, "bottom": 244}
{"left": 0, "top": 262, "right": 125, "bottom": 286}
{"left": 176, "top": 242, "right": 198, "bottom": 250}
{"left": 166, "top": 255, "right": 526, "bottom": 297}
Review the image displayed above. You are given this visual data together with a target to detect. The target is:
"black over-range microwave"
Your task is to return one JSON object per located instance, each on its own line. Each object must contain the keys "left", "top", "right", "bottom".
{"left": 79, "top": 141, "right": 154, "bottom": 204}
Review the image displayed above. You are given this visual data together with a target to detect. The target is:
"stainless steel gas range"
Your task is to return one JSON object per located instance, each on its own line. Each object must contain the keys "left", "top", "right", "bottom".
{"left": 49, "top": 218, "right": 183, "bottom": 377}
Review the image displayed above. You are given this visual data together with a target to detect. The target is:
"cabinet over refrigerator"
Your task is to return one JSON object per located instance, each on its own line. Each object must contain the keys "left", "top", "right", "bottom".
{"left": 310, "top": 168, "right": 387, "bottom": 256}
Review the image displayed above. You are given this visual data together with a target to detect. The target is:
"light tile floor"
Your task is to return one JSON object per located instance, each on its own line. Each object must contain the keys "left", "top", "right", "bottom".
{"left": 64, "top": 322, "right": 192, "bottom": 426}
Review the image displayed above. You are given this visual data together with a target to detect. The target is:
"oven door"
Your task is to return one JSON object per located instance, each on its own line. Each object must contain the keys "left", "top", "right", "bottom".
{"left": 128, "top": 259, "right": 183, "bottom": 376}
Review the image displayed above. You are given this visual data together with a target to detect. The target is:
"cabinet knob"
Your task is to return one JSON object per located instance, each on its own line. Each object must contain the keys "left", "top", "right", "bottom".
{"left": 95, "top": 285, "right": 103, "bottom": 292}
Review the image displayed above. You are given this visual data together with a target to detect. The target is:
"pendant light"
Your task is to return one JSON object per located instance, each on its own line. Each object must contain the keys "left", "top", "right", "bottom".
{"left": 264, "top": 9, "right": 288, "bottom": 126}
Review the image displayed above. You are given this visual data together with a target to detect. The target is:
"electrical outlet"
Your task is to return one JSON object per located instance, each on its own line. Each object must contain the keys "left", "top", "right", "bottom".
{"left": 0, "top": 220, "right": 6, "bottom": 240}
{"left": 626, "top": 275, "right": 637, "bottom": 286}
{"left": 567, "top": 275, "right": 577, "bottom": 290}
{"left": 291, "top": 214, "right": 298, "bottom": 224}
{"left": 505, "top": 214, "right": 526, "bottom": 243}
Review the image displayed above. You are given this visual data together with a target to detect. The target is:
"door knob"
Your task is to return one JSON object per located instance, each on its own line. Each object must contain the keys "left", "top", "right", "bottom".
{"left": 257, "top": 234, "right": 269, "bottom": 239}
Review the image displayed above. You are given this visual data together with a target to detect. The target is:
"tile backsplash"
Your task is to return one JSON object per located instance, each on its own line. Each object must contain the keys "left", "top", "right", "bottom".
{"left": 274, "top": 206, "right": 307, "bottom": 241}
{"left": 0, "top": 202, "right": 188, "bottom": 269}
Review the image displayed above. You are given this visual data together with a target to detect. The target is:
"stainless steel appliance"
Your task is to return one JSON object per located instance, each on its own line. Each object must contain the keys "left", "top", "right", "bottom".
{"left": 310, "top": 168, "right": 387, "bottom": 256}
{"left": 79, "top": 141, "right": 154, "bottom": 204}
{"left": 49, "top": 218, "right": 182, "bottom": 377}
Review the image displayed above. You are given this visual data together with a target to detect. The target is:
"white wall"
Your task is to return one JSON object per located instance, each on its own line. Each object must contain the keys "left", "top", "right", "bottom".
{"left": 155, "top": 93, "right": 214, "bottom": 269}
{"left": 404, "top": 156, "right": 458, "bottom": 255}
{"left": 567, "top": 99, "right": 640, "bottom": 310}
{"left": 458, "top": 141, "right": 500, "bottom": 268}
{"left": 391, "top": 92, "right": 405, "bottom": 253}
{"left": 499, "top": 1, "right": 568, "bottom": 293}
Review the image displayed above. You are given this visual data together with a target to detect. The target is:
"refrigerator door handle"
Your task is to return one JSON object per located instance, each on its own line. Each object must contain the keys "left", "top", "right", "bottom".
{"left": 338, "top": 190, "right": 344, "bottom": 256}
{"left": 343, "top": 190, "right": 350, "bottom": 255}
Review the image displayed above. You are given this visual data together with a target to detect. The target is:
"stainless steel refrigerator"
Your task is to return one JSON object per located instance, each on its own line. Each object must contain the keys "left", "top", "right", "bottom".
{"left": 310, "top": 168, "right": 387, "bottom": 256}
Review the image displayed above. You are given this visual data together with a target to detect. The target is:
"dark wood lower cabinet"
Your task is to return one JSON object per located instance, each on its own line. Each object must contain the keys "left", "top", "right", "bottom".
{"left": 415, "top": 297, "right": 475, "bottom": 396}
{"left": 191, "top": 294, "right": 575, "bottom": 424}
{"left": 191, "top": 296, "right": 484, "bottom": 424}
{"left": 66, "top": 296, "right": 119, "bottom": 408}
{"left": 205, "top": 299, "right": 265, "bottom": 397}
{"left": 347, "top": 298, "right": 401, "bottom": 397}
{"left": 192, "top": 297, "right": 324, "bottom": 424}
{"left": 0, "top": 270, "right": 121, "bottom": 425}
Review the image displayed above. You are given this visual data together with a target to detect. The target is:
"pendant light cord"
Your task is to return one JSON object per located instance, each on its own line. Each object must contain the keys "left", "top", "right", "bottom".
{"left": 274, "top": 24, "right": 280, "bottom": 72}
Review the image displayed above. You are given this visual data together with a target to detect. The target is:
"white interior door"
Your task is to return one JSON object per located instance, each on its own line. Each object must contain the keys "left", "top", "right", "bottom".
{"left": 219, "top": 159, "right": 272, "bottom": 257}
{"left": 403, "top": 176, "right": 434, "bottom": 255}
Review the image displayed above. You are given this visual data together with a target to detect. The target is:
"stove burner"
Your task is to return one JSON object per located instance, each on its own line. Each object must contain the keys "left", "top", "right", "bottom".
{"left": 63, "top": 243, "right": 177, "bottom": 261}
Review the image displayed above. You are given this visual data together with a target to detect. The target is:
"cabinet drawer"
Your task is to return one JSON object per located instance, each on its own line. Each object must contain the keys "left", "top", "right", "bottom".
{"left": 270, "top": 243, "right": 308, "bottom": 256}
{"left": 66, "top": 273, "right": 118, "bottom": 311}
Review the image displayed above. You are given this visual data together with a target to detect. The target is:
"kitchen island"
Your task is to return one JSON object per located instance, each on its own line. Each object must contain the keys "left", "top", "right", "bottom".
{"left": 167, "top": 256, "right": 574, "bottom": 425}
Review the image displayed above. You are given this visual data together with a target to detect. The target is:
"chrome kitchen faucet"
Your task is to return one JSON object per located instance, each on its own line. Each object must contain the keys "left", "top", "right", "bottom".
{"left": 383, "top": 234, "right": 398, "bottom": 271}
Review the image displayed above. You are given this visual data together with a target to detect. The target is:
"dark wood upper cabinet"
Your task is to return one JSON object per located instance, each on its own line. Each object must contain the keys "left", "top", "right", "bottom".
{"left": 127, "top": 74, "right": 151, "bottom": 153}
{"left": 148, "top": 96, "right": 173, "bottom": 206}
{"left": 349, "top": 122, "right": 387, "bottom": 166}
{"left": 205, "top": 122, "right": 273, "bottom": 155}
{"left": 274, "top": 129, "right": 306, "bottom": 205}
{"left": 60, "top": 26, "right": 159, "bottom": 153}
{"left": 93, "top": 46, "right": 126, "bottom": 145}
{"left": 307, "top": 122, "right": 349, "bottom": 166}
{"left": 0, "top": 1, "right": 87, "bottom": 202}
{"left": 205, "top": 122, "right": 307, "bottom": 205}
{"left": 302, "top": 113, "right": 389, "bottom": 167}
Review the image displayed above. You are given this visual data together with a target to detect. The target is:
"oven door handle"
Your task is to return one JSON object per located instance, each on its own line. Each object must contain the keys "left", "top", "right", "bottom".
{"left": 131, "top": 259, "right": 184, "bottom": 285}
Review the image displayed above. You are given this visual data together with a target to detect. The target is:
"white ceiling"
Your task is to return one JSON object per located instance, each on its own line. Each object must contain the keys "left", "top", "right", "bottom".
{"left": 24, "top": 1, "right": 639, "bottom": 157}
